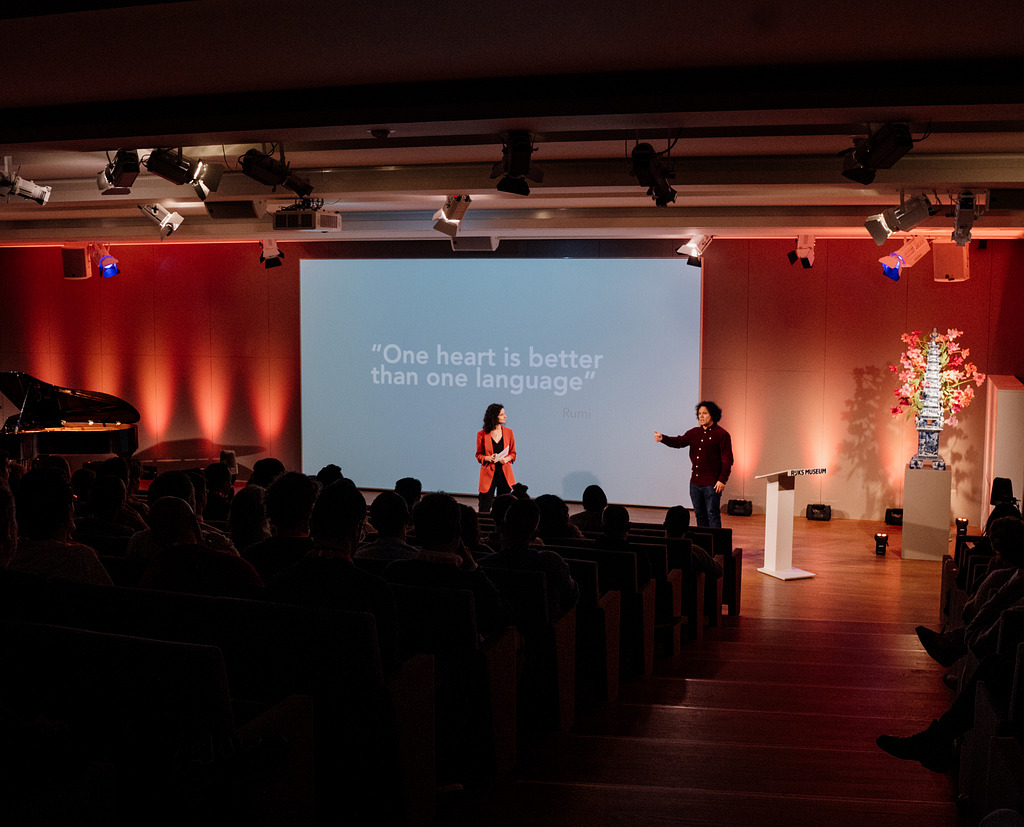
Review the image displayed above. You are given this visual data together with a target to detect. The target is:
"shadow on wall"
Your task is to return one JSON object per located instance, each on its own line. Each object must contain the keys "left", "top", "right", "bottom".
{"left": 836, "top": 366, "right": 894, "bottom": 520}
{"left": 561, "top": 471, "right": 602, "bottom": 503}
{"left": 945, "top": 422, "right": 982, "bottom": 512}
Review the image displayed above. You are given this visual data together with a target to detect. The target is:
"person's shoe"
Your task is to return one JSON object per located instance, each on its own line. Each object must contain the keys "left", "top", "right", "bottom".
{"left": 915, "top": 625, "right": 966, "bottom": 668}
{"left": 876, "top": 720, "right": 954, "bottom": 773}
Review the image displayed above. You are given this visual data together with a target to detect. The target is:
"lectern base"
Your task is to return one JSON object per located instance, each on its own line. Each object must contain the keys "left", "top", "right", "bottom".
{"left": 758, "top": 566, "right": 815, "bottom": 581}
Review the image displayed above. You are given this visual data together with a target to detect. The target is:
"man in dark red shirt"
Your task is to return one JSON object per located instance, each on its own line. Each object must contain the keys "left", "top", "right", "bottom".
{"left": 654, "top": 400, "right": 734, "bottom": 528}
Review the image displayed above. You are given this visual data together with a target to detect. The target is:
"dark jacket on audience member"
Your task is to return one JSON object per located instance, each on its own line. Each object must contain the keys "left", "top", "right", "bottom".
{"left": 266, "top": 556, "right": 399, "bottom": 669}
{"left": 481, "top": 546, "right": 580, "bottom": 620}
{"left": 242, "top": 535, "right": 314, "bottom": 582}
{"left": 140, "top": 543, "right": 264, "bottom": 599}
{"left": 383, "top": 558, "right": 512, "bottom": 638}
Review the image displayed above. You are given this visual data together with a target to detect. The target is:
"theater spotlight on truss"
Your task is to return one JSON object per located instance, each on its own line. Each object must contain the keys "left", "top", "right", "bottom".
{"left": 865, "top": 193, "right": 934, "bottom": 245}
{"left": 432, "top": 195, "right": 471, "bottom": 238}
{"left": 138, "top": 203, "right": 184, "bottom": 239}
{"left": 788, "top": 235, "right": 815, "bottom": 268}
{"left": 878, "top": 235, "right": 930, "bottom": 281}
{"left": 90, "top": 244, "right": 119, "bottom": 278}
{"left": 952, "top": 190, "right": 986, "bottom": 247}
{"left": 491, "top": 131, "right": 543, "bottom": 196}
{"left": 841, "top": 123, "right": 914, "bottom": 185}
{"left": 240, "top": 148, "right": 313, "bottom": 198}
{"left": 259, "top": 240, "right": 284, "bottom": 269}
{"left": 631, "top": 143, "right": 676, "bottom": 207}
{"left": 677, "top": 235, "right": 712, "bottom": 266}
{"left": 1, "top": 156, "right": 51, "bottom": 205}
{"left": 97, "top": 149, "right": 140, "bottom": 195}
{"left": 145, "top": 148, "right": 224, "bottom": 201}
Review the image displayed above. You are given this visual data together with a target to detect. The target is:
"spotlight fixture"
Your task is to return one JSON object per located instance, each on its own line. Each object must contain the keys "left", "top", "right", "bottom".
{"left": 677, "top": 235, "right": 712, "bottom": 266}
{"left": 841, "top": 122, "right": 914, "bottom": 185}
{"left": 432, "top": 195, "right": 471, "bottom": 238}
{"left": 865, "top": 193, "right": 934, "bottom": 245}
{"left": 97, "top": 149, "right": 140, "bottom": 195}
{"left": 952, "top": 190, "right": 984, "bottom": 247}
{"left": 145, "top": 148, "right": 224, "bottom": 201}
{"left": 0, "top": 156, "right": 51, "bottom": 205}
{"left": 138, "top": 203, "right": 184, "bottom": 239}
{"left": 955, "top": 517, "right": 969, "bottom": 538}
{"left": 874, "top": 533, "right": 888, "bottom": 555}
{"left": 240, "top": 148, "right": 313, "bottom": 198}
{"left": 787, "top": 235, "right": 815, "bottom": 268}
{"left": 90, "top": 244, "right": 119, "bottom": 278}
{"left": 259, "top": 239, "right": 284, "bottom": 269}
{"left": 878, "top": 235, "right": 930, "bottom": 281}
{"left": 630, "top": 143, "right": 676, "bottom": 207}
{"left": 490, "top": 131, "right": 543, "bottom": 196}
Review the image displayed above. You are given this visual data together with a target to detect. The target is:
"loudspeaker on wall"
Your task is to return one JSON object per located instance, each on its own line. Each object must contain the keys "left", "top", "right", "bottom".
{"left": 61, "top": 247, "right": 92, "bottom": 280}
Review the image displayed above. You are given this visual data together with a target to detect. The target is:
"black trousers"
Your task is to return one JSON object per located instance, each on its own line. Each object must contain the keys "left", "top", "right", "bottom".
{"left": 478, "top": 467, "right": 511, "bottom": 513}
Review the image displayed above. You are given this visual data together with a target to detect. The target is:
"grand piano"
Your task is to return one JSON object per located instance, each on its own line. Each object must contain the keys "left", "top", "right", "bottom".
{"left": 0, "top": 371, "right": 140, "bottom": 460}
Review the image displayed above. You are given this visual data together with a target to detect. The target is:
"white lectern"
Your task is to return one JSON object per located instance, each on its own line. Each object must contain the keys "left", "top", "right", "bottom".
{"left": 755, "top": 467, "right": 827, "bottom": 580}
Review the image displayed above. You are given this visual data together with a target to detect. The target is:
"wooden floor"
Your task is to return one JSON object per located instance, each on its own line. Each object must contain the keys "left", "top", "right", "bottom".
{"left": 437, "top": 514, "right": 963, "bottom": 826}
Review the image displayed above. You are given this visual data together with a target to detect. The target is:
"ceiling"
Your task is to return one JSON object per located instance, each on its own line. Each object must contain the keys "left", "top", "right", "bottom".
{"left": 3, "top": 1, "right": 1024, "bottom": 248}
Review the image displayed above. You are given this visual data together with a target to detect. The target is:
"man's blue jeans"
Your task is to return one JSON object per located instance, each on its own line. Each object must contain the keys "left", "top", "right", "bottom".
{"left": 690, "top": 482, "right": 722, "bottom": 528}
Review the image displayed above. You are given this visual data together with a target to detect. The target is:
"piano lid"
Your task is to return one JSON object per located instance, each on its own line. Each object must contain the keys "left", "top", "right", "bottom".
{"left": 0, "top": 371, "right": 141, "bottom": 432}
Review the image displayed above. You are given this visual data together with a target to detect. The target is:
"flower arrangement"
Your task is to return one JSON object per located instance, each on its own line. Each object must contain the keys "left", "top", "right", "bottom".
{"left": 889, "top": 328, "right": 985, "bottom": 426}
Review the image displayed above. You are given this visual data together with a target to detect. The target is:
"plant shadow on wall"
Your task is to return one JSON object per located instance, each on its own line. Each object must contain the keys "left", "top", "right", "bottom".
{"left": 944, "top": 423, "right": 982, "bottom": 508}
{"left": 836, "top": 367, "right": 894, "bottom": 520}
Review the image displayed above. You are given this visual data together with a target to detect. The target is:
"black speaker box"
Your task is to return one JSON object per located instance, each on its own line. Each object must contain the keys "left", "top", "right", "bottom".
{"left": 727, "top": 499, "right": 752, "bottom": 516}
{"left": 806, "top": 503, "right": 831, "bottom": 521}
{"left": 885, "top": 508, "right": 904, "bottom": 526}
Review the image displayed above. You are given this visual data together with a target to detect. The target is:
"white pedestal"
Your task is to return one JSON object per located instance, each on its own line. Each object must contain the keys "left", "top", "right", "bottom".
{"left": 981, "top": 375, "right": 1024, "bottom": 528}
{"left": 756, "top": 470, "right": 816, "bottom": 580}
{"left": 902, "top": 466, "right": 952, "bottom": 561}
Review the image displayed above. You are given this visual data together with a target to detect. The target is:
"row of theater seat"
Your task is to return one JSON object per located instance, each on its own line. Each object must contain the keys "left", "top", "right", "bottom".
{"left": 940, "top": 533, "right": 1024, "bottom": 823}
{"left": 0, "top": 520, "right": 743, "bottom": 827}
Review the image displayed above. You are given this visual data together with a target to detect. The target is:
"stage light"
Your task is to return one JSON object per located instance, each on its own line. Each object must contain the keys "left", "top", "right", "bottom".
{"left": 787, "top": 235, "right": 815, "bottom": 268}
{"left": 865, "top": 193, "right": 934, "bottom": 245}
{"left": 955, "top": 517, "right": 969, "bottom": 537}
{"left": 259, "top": 239, "right": 284, "bottom": 269}
{"left": 677, "top": 235, "right": 712, "bottom": 266}
{"left": 432, "top": 195, "right": 472, "bottom": 238}
{"left": 631, "top": 143, "right": 676, "bottom": 207}
{"left": 878, "top": 235, "right": 930, "bottom": 281}
{"left": 97, "top": 149, "right": 140, "bottom": 195}
{"left": 138, "top": 203, "right": 184, "bottom": 239}
{"left": 841, "top": 122, "right": 913, "bottom": 185}
{"left": 490, "top": 131, "right": 543, "bottom": 196}
{"left": 90, "top": 244, "right": 119, "bottom": 278}
{"left": 1, "top": 157, "right": 51, "bottom": 205}
{"left": 952, "top": 191, "right": 979, "bottom": 247}
{"left": 145, "top": 148, "right": 224, "bottom": 201}
{"left": 874, "top": 533, "right": 888, "bottom": 555}
{"left": 240, "top": 149, "right": 313, "bottom": 198}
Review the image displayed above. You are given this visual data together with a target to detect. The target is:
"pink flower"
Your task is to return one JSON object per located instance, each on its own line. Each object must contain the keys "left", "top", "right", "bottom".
{"left": 891, "top": 406, "right": 902, "bottom": 415}
{"left": 975, "top": 373, "right": 986, "bottom": 386}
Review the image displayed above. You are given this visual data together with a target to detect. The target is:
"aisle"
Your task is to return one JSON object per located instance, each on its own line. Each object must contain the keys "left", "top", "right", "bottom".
{"left": 438, "top": 516, "right": 962, "bottom": 826}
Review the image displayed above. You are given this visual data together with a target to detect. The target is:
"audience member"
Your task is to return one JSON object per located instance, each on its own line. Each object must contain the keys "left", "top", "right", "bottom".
{"left": 536, "top": 494, "right": 584, "bottom": 544}
{"left": 459, "top": 503, "right": 494, "bottom": 557}
{"left": 355, "top": 490, "right": 419, "bottom": 561}
{"left": 33, "top": 454, "right": 71, "bottom": 482}
{"left": 595, "top": 504, "right": 652, "bottom": 585}
{"left": 394, "top": 477, "right": 422, "bottom": 522}
{"left": 483, "top": 498, "right": 579, "bottom": 618}
{"left": 70, "top": 467, "right": 96, "bottom": 517}
{"left": 266, "top": 481, "right": 399, "bottom": 668}
{"left": 139, "top": 497, "right": 264, "bottom": 599}
{"left": 73, "top": 475, "right": 135, "bottom": 541}
{"left": 97, "top": 456, "right": 147, "bottom": 531}
{"left": 8, "top": 467, "right": 112, "bottom": 586}
{"left": 384, "top": 492, "right": 512, "bottom": 638}
{"left": 126, "top": 455, "right": 149, "bottom": 518}
{"left": 316, "top": 463, "right": 344, "bottom": 488}
{"left": 203, "top": 461, "right": 234, "bottom": 523}
{"left": 227, "top": 484, "right": 271, "bottom": 553}
{"left": 243, "top": 472, "right": 317, "bottom": 580}
{"left": 486, "top": 493, "right": 518, "bottom": 549}
{"left": 248, "top": 457, "right": 285, "bottom": 489}
{"left": 664, "top": 505, "right": 723, "bottom": 580}
{"left": 569, "top": 484, "right": 607, "bottom": 533}
{"left": 0, "top": 481, "right": 16, "bottom": 568}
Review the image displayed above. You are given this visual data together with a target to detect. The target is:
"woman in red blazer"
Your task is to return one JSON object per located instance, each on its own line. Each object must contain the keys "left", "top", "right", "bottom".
{"left": 476, "top": 403, "right": 516, "bottom": 513}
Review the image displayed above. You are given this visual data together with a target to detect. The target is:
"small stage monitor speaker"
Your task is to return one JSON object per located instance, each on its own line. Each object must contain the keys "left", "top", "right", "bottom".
{"left": 806, "top": 503, "right": 831, "bottom": 521}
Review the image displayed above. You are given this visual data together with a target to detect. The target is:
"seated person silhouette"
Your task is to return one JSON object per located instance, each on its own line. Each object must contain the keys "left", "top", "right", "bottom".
{"left": 569, "top": 484, "right": 607, "bottom": 533}
{"left": 355, "top": 490, "right": 419, "bottom": 562}
{"left": 243, "top": 472, "right": 318, "bottom": 580}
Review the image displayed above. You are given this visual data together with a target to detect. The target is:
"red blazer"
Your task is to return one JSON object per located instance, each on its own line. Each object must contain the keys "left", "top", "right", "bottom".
{"left": 476, "top": 427, "right": 516, "bottom": 493}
